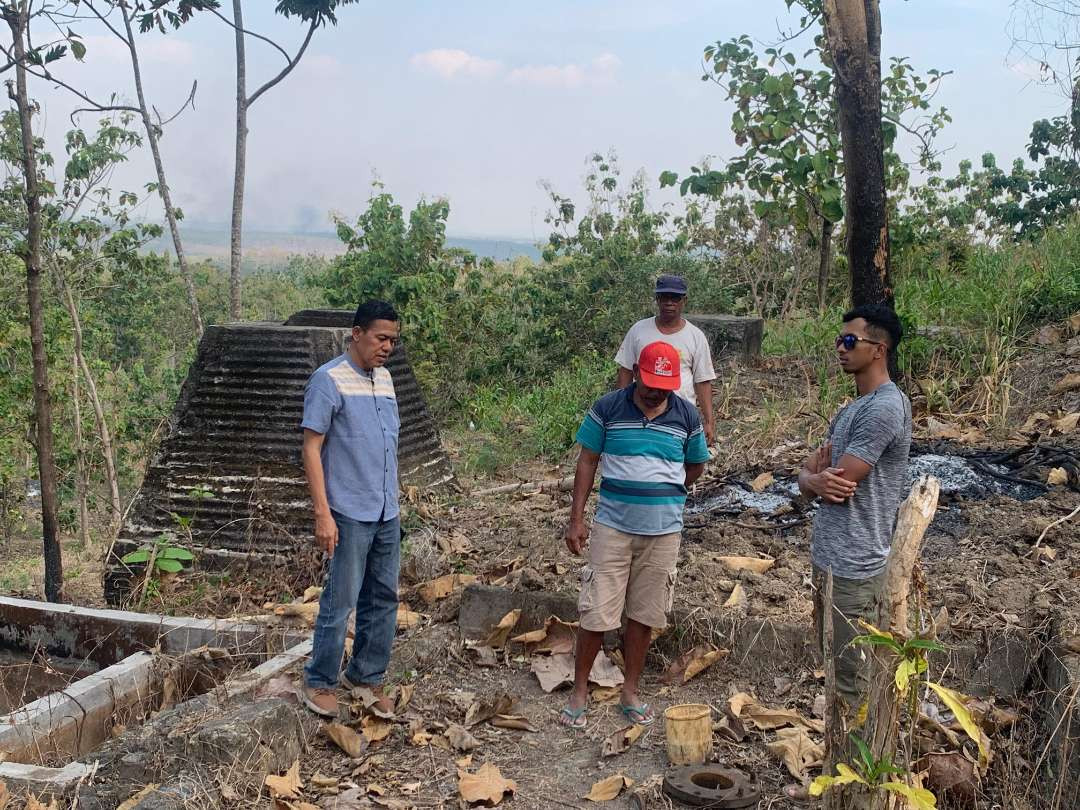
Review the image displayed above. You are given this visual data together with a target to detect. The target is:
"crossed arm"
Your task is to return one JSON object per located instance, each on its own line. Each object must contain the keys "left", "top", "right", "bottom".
{"left": 797, "top": 441, "right": 872, "bottom": 503}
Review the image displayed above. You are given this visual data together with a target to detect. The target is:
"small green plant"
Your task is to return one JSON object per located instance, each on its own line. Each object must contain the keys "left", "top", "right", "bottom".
{"left": 813, "top": 620, "right": 988, "bottom": 809}
{"left": 811, "top": 733, "right": 936, "bottom": 809}
{"left": 121, "top": 533, "right": 195, "bottom": 576}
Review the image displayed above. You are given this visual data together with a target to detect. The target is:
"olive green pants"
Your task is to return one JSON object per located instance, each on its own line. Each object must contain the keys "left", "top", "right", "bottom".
{"left": 812, "top": 565, "right": 884, "bottom": 706}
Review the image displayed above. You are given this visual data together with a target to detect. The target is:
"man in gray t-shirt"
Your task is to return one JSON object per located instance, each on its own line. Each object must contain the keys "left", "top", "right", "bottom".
{"left": 797, "top": 305, "right": 912, "bottom": 708}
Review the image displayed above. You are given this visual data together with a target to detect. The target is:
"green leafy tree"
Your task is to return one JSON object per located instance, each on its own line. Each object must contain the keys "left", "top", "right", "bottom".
{"left": 314, "top": 185, "right": 460, "bottom": 382}
{"left": 213, "top": 0, "right": 357, "bottom": 320}
{"left": 663, "top": 1, "right": 949, "bottom": 311}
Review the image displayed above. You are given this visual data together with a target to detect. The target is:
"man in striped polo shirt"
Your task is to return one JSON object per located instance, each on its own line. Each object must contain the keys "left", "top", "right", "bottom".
{"left": 561, "top": 341, "right": 709, "bottom": 728}
{"left": 299, "top": 300, "right": 402, "bottom": 718}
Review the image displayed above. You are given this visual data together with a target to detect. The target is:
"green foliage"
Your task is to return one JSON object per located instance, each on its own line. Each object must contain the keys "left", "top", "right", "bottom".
{"left": 121, "top": 533, "right": 195, "bottom": 575}
{"left": 664, "top": 15, "right": 949, "bottom": 237}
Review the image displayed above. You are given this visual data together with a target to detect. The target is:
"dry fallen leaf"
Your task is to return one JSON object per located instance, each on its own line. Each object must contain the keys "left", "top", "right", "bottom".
{"left": 116, "top": 784, "right": 160, "bottom": 810}
{"left": 589, "top": 651, "right": 625, "bottom": 687}
{"left": 1052, "top": 412, "right": 1080, "bottom": 433}
{"left": 396, "top": 683, "right": 415, "bottom": 712}
{"left": 510, "top": 615, "right": 578, "bottom": 655}
{"left": 533, "top": 651, "right": 624, "bottom": 692}
{"left": 325, "top": 722, "right": 366, "bottom": 758}
{"left": 729, "top": 692, "right": 824, "bottom": 733}
{"left": 927, "top": 417, "right": 962, "bottom": 440}
{"left": 1020, "top": 411, "right": 1051, "bottom": 433}
{"left": 0, "top": 783, "right": 8, "bottom": 810}
{"left": 1048, "top": 467, "right": 1069, "bottom": 486}
{"left": 417, "top": 573, "right": 479, "bottom": 603}
{"left": 447, "top": 724, "right": 481, "bottom": 751}
{"left": 396, "top": 604, "right": 422, "bottom": 630}
{"left": 322, "top": 787, "right": 371, "bottom": 810}
{"left": 464, "top": 694, "right": 515, "bottom": 726}
{"left": 25, "top": 800, "right": 59, "bottom": 810}
{"left": 723, "top": 583, "right": 747, "bottom": 609}
{"left": 1052, "top": 373, "right": 1080, "bottom": 395}
{"left": 361, "top": 715, "right": 393, "bottom": 743}
{"left": 661, "top": 645, "right": 728, "bottom": 685}
{"left": 310, "top": 774, "right": 338, "bottom": 789}
{"left": 272, "top": 601, "right": 320, "bottom": 625}
{"left": 591, "top": 686, "right": 621, "bottom": 704}
{"left": 367, "top": 784, "right": 387, "bottom": 796}
{"left": 531, "top": 654, "right": 573, "bottom": 692}
{"left": 1035, "top": 324, "right": 1063, "bottom": 345}
{"left": 483, "top": 609, "right": 522, "bottom": 649}
{"left": 750, "top": 471, "right": 775, "bottom": 492}
{"left": 491, "top": 714, "right": 538, "bottom": 732}
{"left": 601, "top": 724, "right": 645, "bottom": 757}
{"left": 470, "top": 645, "right": 499, "bottom": 667}
{"left": 717, "top": 555, "right": 775, "bottom": 575}
{"left": 767, "top": 726, "right": 824, "bottom": 780}
{"left": 583, "top": 774, "right": 634, "bottom": 802}
{"left": 457, "top": 762, "right": 517, "bottom": 806}
{"left": 302, "top": 585, "right": 322, "bottom": 602}
{"left": 265, "top": 760, "right": 303, "bottom": 799}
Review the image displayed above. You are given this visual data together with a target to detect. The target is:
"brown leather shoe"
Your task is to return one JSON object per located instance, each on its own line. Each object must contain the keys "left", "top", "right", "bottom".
{"left": 301, "top": 684, "right": 338, "bottom": 718}
{"left": 340, "top": 673, "right": 395, "bottom": 716}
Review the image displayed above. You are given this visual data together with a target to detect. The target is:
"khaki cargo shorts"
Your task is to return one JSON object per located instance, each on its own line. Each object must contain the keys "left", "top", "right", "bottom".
{"left": 577, "top": 522, "right": 680, "bottom": 632}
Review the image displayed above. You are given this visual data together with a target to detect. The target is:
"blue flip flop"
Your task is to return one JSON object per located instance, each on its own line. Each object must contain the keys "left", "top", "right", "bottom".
{"left": 559, "top": 705, "right": 587, "bottom": 729}
{"left": 618, "top": 702, "right": 655, "bottom": 725}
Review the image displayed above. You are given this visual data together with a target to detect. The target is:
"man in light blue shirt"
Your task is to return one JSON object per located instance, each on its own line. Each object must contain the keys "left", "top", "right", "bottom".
{"left": 300, "top": 300, "right": 402, "bottom": 718}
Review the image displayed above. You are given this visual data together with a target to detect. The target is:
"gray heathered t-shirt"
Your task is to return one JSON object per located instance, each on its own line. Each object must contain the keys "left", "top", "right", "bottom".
{"left": 810, "top": 381, "right": 912, "bottom": 580}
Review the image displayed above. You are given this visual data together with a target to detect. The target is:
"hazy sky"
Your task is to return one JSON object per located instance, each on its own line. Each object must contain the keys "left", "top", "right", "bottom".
{"left": 30, "top": 0, "right": 1070, "bottom": 240}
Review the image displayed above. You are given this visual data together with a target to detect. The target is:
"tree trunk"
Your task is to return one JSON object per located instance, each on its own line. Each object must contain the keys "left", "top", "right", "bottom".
{"left": 8, "top": 9, "right": 63, "bottom": 602}
{"left": 817, "top": 216, "right": 834, "bottom": 313}
{"left": 821, "top": 0, "right": 892, "bottom": 310}
{"left": 121, "top": 7, "right": 203, "bottom": 338}
{"left": 59, "top": 274, "right": 122, "bottom": 535}
{"left": 72, "top": 361, "right": 90, "bottom": 550}
{"left": 229, "top": 0, "right": 247, "bottom": 322}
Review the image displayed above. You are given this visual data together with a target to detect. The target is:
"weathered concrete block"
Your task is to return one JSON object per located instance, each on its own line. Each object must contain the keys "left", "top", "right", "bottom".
{"left": 186, "top": 698, "right": 311, "bottom": 776}
{"left": 968, "top": 632, "right": 1036, "bottom": 698}
{"left": 1035, "top": 646, "right": 1080, "bottom": 807}
{"left": 687, "top": 314, "right": 764, "bottom": 361}
{"left": 459, "top": 584, "right": 578, "bottom": 640}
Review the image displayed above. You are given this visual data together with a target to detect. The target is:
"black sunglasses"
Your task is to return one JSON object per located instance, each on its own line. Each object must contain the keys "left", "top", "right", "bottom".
{"left": 836, "top": 333, "right": 883, "bottom": 351}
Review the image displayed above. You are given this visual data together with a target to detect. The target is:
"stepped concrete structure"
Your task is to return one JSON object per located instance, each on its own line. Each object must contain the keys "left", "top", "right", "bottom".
{"left": 104, "top": 310, "right": 453, "bottom": 604}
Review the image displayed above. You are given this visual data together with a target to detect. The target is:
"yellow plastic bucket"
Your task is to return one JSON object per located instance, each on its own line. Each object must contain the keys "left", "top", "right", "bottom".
{"left": 663, "top": 703, "right": 713, "bottom": 765}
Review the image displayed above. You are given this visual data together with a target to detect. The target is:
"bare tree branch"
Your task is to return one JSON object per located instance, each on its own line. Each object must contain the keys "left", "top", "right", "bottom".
{"left": 209, "top": 5, "right": 291, "bottom": 64}
{"left": 247, "top": 16, "right": 317, "bottom": 107}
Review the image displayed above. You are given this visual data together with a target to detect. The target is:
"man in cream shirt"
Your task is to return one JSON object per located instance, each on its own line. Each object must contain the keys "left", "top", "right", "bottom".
{"left": 615, "top": 274, "right": 716, "bottom": 445}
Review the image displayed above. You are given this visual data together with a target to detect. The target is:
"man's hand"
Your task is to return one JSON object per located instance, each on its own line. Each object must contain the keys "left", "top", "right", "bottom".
{"left": 807, "top": 441, "right": 832, "bottom": 474}
{"left": 809, "top": 467, "right": 858, "bottom": 503}
{"left": 704, "top": 422, "right": 715, "bottom": 446}
{"left": 564, "top": 519, "right": 589, "bottom": 556}
{"left": 315, "top": 512, "right": 338, "bottom": 557}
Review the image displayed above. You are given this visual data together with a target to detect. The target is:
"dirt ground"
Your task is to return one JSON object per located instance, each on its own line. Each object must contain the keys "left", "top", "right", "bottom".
{"left": 3, "top": 329, "right": 1079, "bottom": 809}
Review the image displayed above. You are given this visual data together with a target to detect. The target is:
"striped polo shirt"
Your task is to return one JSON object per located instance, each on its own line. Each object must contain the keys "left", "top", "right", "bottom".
{"left": 575, "top": 385, "right": 709, "bottom": 535}
{"left": 300, "top": 353, "right": 400, "bottom": 522}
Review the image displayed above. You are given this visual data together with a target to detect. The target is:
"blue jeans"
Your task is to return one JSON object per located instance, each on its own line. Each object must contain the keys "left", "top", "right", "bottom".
{"left": 304, "top": 511, "right": 400, "bottom": 688}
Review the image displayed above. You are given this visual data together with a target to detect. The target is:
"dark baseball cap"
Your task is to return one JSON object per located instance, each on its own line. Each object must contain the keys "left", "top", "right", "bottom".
{"left": 655, "top": 274, "right": 688, "bottom": 296}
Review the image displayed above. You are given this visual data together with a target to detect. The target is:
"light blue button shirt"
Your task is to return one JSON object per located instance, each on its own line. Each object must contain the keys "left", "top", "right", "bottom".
{"left": 300, "top": 353, "right": 400, "bottom": 522}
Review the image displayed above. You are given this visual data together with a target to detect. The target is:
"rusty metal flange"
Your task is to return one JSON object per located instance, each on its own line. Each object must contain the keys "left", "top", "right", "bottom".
{"left": 662, "top": 765, "right": 760, "bottom": 808}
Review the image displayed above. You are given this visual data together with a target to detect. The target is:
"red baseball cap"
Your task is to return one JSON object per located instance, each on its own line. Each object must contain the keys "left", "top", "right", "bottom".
{"left": 638, "top": 341, "right": 681, "bottom": 391}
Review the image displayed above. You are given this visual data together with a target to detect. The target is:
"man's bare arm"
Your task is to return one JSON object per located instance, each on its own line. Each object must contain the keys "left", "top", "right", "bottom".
{"left": 564, "top": 448, "right": 601, "bottom": 556}
{"left": 685, "top": 461, "right": 706, "bottom": 488}
{"left": 302, "top": 428, "right": 339, "bottom": 556}
{"left": 694, "top": 380, "right": 714, "bottom": 444}
{"left": 616, "top": 366, "right": 633, "bottom": 388}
